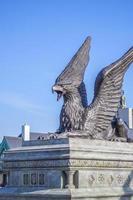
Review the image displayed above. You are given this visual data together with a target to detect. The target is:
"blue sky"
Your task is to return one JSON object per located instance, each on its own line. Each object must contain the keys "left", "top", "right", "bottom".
{"left": 0, "top": 0, "right": 133, "bottom": 140}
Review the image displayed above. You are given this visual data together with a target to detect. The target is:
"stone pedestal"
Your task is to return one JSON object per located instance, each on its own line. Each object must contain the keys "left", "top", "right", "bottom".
{"left": 0, "top": 135, "right": 133, "bottom": 199}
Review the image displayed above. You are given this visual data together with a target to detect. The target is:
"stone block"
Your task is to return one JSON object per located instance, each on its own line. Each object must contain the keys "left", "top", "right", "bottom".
{"left": 0, "top": 135, "right": 133, "bottom": 199}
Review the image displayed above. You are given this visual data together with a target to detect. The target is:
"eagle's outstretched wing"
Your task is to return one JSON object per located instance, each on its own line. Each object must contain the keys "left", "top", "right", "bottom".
{"left": 84, "top": 47, "right": 133, "bottom": 138}
{"left": 54, "top": 36, "right": 91, "bottom": 107}
{"left": 55, "top": 36, "right": 91, "bottom": 86}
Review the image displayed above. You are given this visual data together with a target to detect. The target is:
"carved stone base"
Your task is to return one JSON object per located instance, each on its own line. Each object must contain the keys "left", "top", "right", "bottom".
{"left": 0, "top": 135, "right": 133, "bottom": 199}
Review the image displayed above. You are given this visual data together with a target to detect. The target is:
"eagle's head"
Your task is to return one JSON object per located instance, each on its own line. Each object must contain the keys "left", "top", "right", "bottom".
{"left": 52, "top": 82, "right": 76, "bottom": 101}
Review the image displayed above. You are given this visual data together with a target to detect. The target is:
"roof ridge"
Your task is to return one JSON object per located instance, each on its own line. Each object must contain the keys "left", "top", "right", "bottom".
{"left": 4, "top": 136, "right": 22, "bottom": 139}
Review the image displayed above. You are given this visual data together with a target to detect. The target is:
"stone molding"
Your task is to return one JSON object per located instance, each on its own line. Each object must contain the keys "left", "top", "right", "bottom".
{"left": 4, "top": 159, "right": 133, "bottom": 169}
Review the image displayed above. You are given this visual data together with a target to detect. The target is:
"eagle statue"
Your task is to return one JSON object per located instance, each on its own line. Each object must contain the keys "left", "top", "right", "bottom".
{"left": 52, "top": 37, "right": 133, "bottom": 141}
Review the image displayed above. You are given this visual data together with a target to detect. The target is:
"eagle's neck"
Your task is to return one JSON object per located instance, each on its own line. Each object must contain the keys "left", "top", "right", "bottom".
{"left": 59, "top": 90, "right": 85, "bottom": 132}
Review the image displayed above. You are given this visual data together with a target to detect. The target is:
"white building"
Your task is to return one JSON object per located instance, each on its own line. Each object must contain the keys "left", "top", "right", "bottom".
{"left": 118, "top": 108, "right": 133, "bottom": 129}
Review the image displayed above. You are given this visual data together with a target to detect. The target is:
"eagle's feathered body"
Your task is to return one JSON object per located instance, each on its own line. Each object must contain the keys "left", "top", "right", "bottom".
{"left": 59, "top": 87, "right": 84, "bottom": 132}
{"left": 52, "top": 37, "right": 133, "bottom": 141}
{"left": 59, "top": 82, "right": 88, "bottom": 132}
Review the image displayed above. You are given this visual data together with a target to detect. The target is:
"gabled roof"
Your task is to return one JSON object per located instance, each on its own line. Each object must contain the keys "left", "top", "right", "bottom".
{"left": 4, "top": 136, "right": 22, "bottom": 148}
{"left": 0, "top": 136, "right": 22, "bottom": 156}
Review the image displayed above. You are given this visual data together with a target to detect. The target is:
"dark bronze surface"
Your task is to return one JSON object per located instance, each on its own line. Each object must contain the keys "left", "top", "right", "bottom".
{"left": 53, "top": 37, "right": 133, "bottom": 141}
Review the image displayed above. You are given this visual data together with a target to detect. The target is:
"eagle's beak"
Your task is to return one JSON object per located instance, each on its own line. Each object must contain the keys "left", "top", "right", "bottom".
{"left": 52, "top": 85, "right": 64, "bottom": 101}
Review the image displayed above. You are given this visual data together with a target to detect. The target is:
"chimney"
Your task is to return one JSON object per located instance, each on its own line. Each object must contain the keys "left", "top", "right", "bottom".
{"left": 22, "top": 124, "right": 30, "bottom": 141}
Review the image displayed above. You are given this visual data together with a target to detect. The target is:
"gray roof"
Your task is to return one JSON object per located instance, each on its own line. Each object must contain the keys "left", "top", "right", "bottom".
{"left": 18, "top": 132, "right": 49, "bottom": 141}
{"left": 128, "top": 129, "right": 133, "bottom": 139}
{"left": 4, "top": 136, "right": 22, "bottom": 149}
{"left": 30, "top": 132, "right": 48, "bottom": 140}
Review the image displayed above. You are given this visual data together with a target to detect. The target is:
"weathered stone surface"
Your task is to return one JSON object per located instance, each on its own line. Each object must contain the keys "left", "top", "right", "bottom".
{"left": 1, "top": 136, "right": 133, "bottom": 199}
